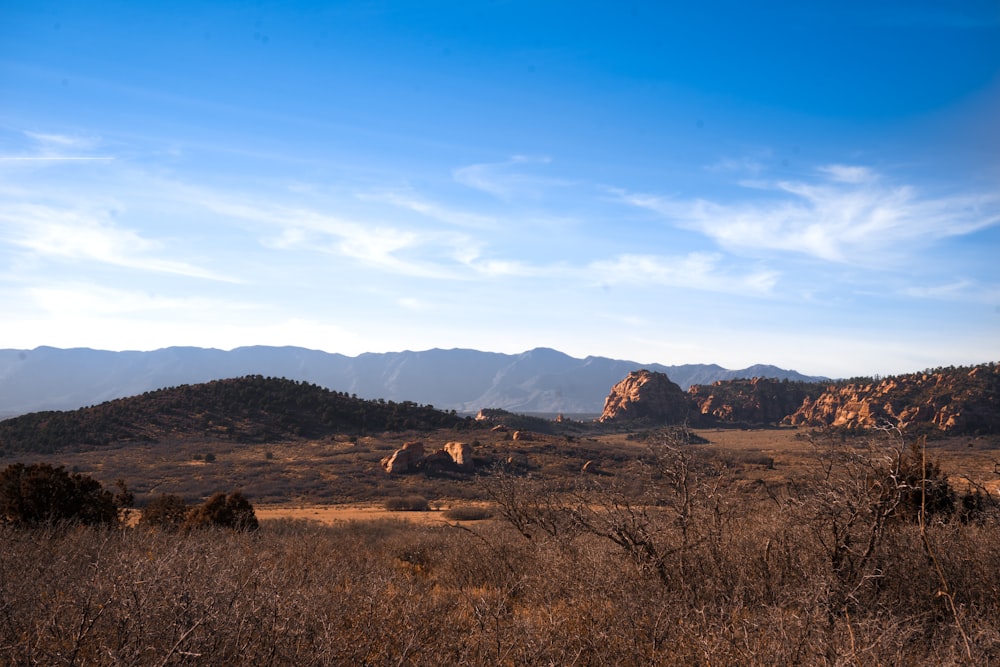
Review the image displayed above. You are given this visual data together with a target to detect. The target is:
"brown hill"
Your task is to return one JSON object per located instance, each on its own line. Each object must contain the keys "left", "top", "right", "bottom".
{"left": 0, "top": 375, "right": 467, "bottom": 454}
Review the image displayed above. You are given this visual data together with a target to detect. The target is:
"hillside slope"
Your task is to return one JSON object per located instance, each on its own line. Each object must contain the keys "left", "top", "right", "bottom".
{"left": 0, "top": 376, "right": 465, "bottom": 454}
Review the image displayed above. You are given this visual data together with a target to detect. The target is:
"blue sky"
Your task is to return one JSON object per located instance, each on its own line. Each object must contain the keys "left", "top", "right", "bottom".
{"left": 1, "top": 1, "right": 998, "bottom": 378}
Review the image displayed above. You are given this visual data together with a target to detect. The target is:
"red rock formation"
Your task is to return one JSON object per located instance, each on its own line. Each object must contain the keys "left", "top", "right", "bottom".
{"left": 687, "top": 377, "right": 825, "bottom": 424}
{"left": 381, "top": 440, "right": 476, "bottom": 474}
{"left": 599, "top": 370, "right": 690, "bottom": 424}
{"left": 783, "top": 364, "right": 1000, "bottom": 434}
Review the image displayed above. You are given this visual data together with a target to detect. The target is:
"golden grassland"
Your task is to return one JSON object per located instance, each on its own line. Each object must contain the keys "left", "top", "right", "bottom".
{"left": 5, "top": 425, "right": 1000, "bottom": 665}
{"left": 4, "top": 424, "right": 1000, "bottom": 507}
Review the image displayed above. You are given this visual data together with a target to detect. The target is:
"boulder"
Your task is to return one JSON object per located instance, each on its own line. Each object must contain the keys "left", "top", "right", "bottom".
{"left": 381, "top": 441, "right": 425, "bottom": 474}
{"left": 421, "top": 449, "right": 453, "bottom": 469}
{"left": 444, "top": 441, "right": 473, "bottom": 469}
{"left": 381, "top": 440, "right": 477, "bottom": 474}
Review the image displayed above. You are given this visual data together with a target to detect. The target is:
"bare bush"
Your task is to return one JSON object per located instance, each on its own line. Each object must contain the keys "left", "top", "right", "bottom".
{"left": 384, "top": 495, "right": 430, "bottom": 511}
{"left": 2, "top": 429, "right": 1000, "bottom": 665}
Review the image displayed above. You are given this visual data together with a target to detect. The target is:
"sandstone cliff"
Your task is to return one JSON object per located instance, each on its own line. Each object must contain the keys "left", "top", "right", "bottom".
{"left": 613, "top": 362, "right": 998, "bottom": 435}
{"left": 783, "top": 364, "right": 1000, "bottom": 434}
{"left": 599, "top": 370, "right": 691, "bottom": 424}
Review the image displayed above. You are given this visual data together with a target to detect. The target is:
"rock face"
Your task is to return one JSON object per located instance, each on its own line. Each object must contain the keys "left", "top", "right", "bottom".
{"left": 688, "top": 378, "right": 827, "bottom": 425}
{"left": 443, "top": 441, "right": 473, "bottom": 469}
{"left": 381, "top": 441, "right": 476, "bottom": 474}
{"left": 380, "top": 441, "right": 425, "bottom": 474}
{"left": 599, "top": 370, "right": 691, "bottom": 424}
{"left": 783, "top": 364, "right": 1000, "bottom": 434}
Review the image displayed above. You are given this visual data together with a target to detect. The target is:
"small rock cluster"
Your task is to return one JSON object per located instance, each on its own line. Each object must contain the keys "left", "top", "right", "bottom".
{"left": 381, "top": 441, "right": 474, "bottom": 474}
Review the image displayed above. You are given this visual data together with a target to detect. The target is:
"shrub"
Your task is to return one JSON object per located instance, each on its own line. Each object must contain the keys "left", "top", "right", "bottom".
{"left": 139, "top": 494, "right": 189, "bottom": 531}
{"left": 384, "top": 495, "right": 430, "bottom": 511}
{"left": 0, "top": 463, "right": 124, "bottom": 527}
{"left": 442, "top": 505, "right": 493, "bottom": 521}
{"left": 183, "top": 491, "right": 259, "bottom": 531}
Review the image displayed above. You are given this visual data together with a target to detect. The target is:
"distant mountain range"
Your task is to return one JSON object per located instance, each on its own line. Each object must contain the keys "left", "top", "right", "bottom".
{"left": 0, "top": 346, "right": 825, "bottom": 419}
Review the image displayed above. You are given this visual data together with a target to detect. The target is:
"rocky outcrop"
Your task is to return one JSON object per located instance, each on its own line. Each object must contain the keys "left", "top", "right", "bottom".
{"left": 599, "top": 370, "right": 690, "bottom": 424}
{"left": 688, "top": 378, "right": 827, "bottom": 425}
{"left": 380, "top": 441, "right": 425, "bottom": 474}
{"left": 607, "top": 362, "right": 999, "bottom": 434}
{"left": 783, "top": 364, "right": 1000, "bottom": 434}
{"left": 444, "top": 441, "right": 473, "bottom": 469}
{"left": 381, "top": 441, "right": 476, "bottom": 474}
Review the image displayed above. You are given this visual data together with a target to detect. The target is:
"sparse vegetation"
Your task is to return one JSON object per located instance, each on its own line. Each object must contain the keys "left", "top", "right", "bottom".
{"left": 139, "top": 493, "right": 189, "bottom": 531}
{"left": 183, "top": 491, "right": 259, "bottom": 531}
{"left": 384, "top": 495, "right": 430, "bottom": 511}
{"left": 442, "top": 505, "right": 493, "bottom": 521}
{"left": 3, "top": 397, "right": 1000, "bottom": 664}
{"left": 3, "top": 439, "right": 1000, "bottom": 665}
{"left": 0, "top": 463, "right": 130, "bottom": 527}
{"left": 0, "top": 375, "right": 469, "bottom": 454}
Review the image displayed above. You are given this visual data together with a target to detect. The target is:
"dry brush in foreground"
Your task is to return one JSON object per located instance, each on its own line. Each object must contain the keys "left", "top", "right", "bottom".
{"left": 2, "top": 430, "right": 999, "bottom": 665}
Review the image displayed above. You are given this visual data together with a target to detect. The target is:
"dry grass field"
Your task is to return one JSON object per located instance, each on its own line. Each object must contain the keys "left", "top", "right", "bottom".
{"left": 4, "top": 423, "right": 999, "bottom": 507}
{"left": 5, "top": 424, "right": 1000, "bottom": 665}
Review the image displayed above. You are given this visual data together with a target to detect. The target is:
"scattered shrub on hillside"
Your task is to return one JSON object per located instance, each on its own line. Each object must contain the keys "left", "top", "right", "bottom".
{"left": 139, "top": 494, "right": 190, "bottom": 531}
{"left": 384, "top": 495, "right": 430, "bottom": 512}
{"left": 0, "top": 463, "right": 128, "bottom": 527}
{"left": 183, "top": 491, "right": 259, "bottom": 531}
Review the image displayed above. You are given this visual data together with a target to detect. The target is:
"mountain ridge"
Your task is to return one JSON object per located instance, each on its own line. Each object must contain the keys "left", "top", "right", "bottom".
{"left": 0, "top": 345, "right": 825, "bottom": 419}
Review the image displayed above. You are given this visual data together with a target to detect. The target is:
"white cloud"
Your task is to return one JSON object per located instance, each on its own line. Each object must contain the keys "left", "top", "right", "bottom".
{"left": 0, "top": 203, "right": 235, "bottom": 281}
{"left": 197, "top": 195, "right": 472, "bottom": 279}
{"left": 360, "top": 190, "right": 497, "bottom": 230}
{"left": 817, "top": 164, "right": 875, "bottom": 184}
{"left": 24, "top": 131, "right": 101, "bottom": 151}
{"left": 619, "top": 165, "right": 1000, "bottom": 264}
{"left": 452, "top": 155, "right": 566, "bottom": 198}
{"left": 588, "top": 252, "right": 779, "bottom": 295}
{"left": 0, "top": 131, "right": 113, "bottom": 161}
{"left": 900, "top": 280, "right": 1000, "bottom": 303}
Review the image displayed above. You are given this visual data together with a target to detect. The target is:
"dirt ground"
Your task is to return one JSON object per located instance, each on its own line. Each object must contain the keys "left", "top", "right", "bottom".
{"left": 254, "top": 503, "right": 486, "bottom": 526}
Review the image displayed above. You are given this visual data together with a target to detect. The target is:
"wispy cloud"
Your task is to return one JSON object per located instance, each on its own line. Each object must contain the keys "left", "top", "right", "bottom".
{"left": 704, "top": 153, "right": 771, "bottom": 175}
{"left": 358, "top": 189, "right": 497, "bottom": 229}
{"left": 199, "top": 196, "right": 471, "bottom": 279}
{"left": 452, "top": 155, "right": 570, "bottom": 199}
{"left": 0, "top": 203, "right": 235, "bottom": 281}
{"left": 900, "top": 280, "right": 1000, "bottom": 303}
{"left": 0, "top": 131, "right": 113, "bottom": 161}
{"left": 619, "top": 165, "right": 1000, "bottom": 264}
{"left": 27, "top": 283, "right": 253, "bottom": 317}
{"left": 588, "top": 252, "right": 779, "bottom": 295}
